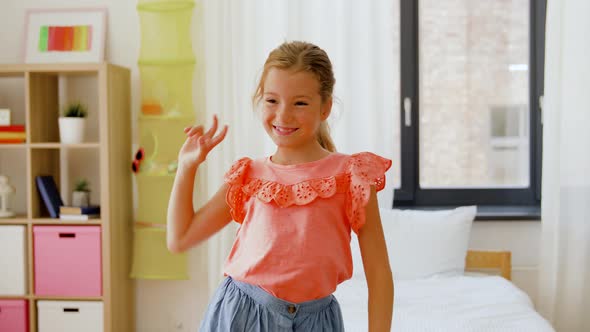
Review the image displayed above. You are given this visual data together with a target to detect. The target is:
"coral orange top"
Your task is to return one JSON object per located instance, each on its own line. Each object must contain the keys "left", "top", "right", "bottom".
{"left": 222, "top": 152, "right": 391, "bottom": 303}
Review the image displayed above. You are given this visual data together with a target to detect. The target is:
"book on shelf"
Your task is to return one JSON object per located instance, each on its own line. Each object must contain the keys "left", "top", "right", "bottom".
{"left": 35, "top": 175, "right": 63, "bottom": 218}
{"left": 0, "top": 132, "right": 25, "bottom": 139}
{"left": 0, "top": 125, "right": 25, "bottom": 143}
{"left": 0, "top": 124, "right": 25, "bottom": 132}
{"left": 59, "top": 205, "right": 100, "bottom": 215}
{"left": 0, "top": 130, "right": 26, "bottom": 143}
{"left": 59, "top": 213, "right": 100, "bottom": 221}
{"left": 0, "top": 138, "right": 26, "bottom": 143}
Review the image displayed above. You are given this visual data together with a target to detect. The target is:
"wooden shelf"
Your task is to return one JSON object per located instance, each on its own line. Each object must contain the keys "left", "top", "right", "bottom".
{"left": 0, "top": 63, "right": 133, "bottom": 332}
{"left": 32, "top": 219, "right": 102, "bottom": 225}
{"left": 0, "top": 66, "right": 26, "bottom": 77}
{"left": 34, "top": 295, "right": 103, "bottom": 301}
{"left": 0, "top": 216, "right": 28, "bottom": 224}
{"left": 0, "top": 218, "right": 102, "bottom": 225}
{"left": 29, "top": 143, "right": 100, "bottom": 149}
{"left": 0, "top": 63, "right": 115, "bottom": 75}
{"left": 0, "top": 143, "right": 27, "bottom": 149}
{"left": 0, "top": 294, "right": 31, "bottom": 299}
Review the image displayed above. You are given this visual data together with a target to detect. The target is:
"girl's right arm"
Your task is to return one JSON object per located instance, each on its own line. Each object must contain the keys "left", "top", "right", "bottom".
{"left": 166, "top": 115, "right": 231, "bottom": 253}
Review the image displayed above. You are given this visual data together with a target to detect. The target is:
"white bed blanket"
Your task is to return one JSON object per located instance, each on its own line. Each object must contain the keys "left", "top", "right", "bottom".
{"left": 333, "top": 275, "right": 555, "bottom": 332}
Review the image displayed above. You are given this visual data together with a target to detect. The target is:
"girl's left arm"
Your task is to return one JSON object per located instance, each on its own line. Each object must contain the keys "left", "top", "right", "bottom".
{"left": 358, "top": 186, "right": 394, "bottom": 332}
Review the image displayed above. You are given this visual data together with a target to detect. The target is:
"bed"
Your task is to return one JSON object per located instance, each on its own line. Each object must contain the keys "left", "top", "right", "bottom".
{"left": 334, "top": 207, "right": 555, "bottom": 332}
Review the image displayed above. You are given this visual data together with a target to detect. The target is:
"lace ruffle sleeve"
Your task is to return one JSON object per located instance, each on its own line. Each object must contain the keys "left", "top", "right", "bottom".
{"left": 224, "top": 157, "right": 252, "bottom": 223}
{"left": 346, "top": 152, "right": 392, "bottom": 234}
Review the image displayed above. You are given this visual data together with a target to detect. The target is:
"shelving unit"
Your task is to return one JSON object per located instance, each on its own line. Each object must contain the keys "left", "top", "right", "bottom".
{"left": 0, "top": 63, "right": 134, "bottom": 332}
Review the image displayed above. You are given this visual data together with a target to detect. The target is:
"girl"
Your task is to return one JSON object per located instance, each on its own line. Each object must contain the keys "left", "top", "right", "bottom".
{"left": 167, "top": 41, "right": 393, "bottom": 332}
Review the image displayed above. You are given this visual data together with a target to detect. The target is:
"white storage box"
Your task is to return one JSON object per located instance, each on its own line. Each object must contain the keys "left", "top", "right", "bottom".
{"left": 37, "top": 301, "right": 103, "bottom": 332}
{"left": 0, "top": 225, "right": 27, "bottom": 295}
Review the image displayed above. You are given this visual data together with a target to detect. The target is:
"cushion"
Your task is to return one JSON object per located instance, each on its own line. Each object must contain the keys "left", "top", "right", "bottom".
{"left": 351, "top": 206, "right": 476, "bottom": 280}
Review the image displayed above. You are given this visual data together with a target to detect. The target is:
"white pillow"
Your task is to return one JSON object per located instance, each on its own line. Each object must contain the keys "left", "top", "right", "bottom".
{"left": 350, "top": 206, "right": 476, "bottom": 280}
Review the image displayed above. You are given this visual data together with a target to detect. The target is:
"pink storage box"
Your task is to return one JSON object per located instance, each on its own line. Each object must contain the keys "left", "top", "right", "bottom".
{"left": 0, "top": 300, "right": 28, "bottom": 332}
{"left": 34, "top": 226, "right": 102, "bottom": 297}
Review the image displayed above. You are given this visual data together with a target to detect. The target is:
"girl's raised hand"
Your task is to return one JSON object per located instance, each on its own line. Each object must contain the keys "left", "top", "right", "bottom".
{"left": 179, "top": 115, "right": 228, "bottom": 169}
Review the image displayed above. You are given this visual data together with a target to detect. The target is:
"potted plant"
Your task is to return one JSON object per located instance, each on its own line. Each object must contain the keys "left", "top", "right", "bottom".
{"left": 59, "top": 101, "right": 87, "bottom": 144}
{"left": 72, "top": 178, "right": 91, "bottom": 207}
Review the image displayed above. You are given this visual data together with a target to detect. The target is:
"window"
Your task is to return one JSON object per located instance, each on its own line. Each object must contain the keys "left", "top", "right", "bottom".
{"left": 394, "top": 0, "right": 545, "bottom": 219}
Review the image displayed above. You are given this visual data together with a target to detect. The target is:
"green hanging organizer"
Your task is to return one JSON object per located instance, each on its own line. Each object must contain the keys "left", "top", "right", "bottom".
{"left": 131, "top": 0, "right": 197, "bottom": 280}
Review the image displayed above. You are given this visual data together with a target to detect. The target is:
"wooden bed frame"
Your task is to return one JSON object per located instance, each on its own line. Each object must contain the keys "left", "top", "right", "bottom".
{"left": 465, "top": 250, "right": 512, "bottom": 280}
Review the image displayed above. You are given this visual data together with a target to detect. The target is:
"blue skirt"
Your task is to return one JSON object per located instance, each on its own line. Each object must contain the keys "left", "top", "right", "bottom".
{"left": 199, "top": 276, "right": 345, "bottom": 332}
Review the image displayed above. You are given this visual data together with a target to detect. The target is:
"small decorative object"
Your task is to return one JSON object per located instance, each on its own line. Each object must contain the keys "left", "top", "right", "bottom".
{"left": 72, "top": 178, "right": 91, "bottom": 207}
{"left": 131, "top": 147, "right": 145, "bottom": 173}
{"left": 141, "top": 99, "right": 163, "bottom": 116}
{"left": 24, "top": 8, "right": 107, "bottom": 63}
{"left": 0, "top": 108, "right": 11, "bottom": 125}
{"left": 0, "top": 175, "right": 16, "bottom": 218}
{"left": 167, "top": 160, "right": 178, "bottom": 174}
{"left": 59, "top": 101, "right": 87, "bottom": 144}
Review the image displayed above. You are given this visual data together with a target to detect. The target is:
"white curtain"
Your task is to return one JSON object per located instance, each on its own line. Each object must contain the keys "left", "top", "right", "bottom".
{"left": 538, "top": 0, "right": 590, "bottom": 331}
{"left": 199, "top": 0, "right": 399, "bottom": 294}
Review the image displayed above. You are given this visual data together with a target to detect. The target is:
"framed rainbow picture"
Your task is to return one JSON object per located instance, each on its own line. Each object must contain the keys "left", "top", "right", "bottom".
{"left": 24, "top": 8, "right": 107, "bottom": 63}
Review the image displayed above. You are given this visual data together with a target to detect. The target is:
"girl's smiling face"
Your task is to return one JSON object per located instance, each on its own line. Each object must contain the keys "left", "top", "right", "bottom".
{"left": 261, "top": 68, "right": 331, "bottom": 150}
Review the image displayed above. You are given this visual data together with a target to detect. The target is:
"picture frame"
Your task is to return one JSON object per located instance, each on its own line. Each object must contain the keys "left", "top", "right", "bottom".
{"left": 24, "top": 8, "right": 107, "bottom": 63}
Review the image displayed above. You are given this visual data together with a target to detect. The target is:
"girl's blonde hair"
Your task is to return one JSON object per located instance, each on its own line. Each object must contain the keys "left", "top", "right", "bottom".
{"left": 253, "top": 41, "right": 336, "bottom": 152}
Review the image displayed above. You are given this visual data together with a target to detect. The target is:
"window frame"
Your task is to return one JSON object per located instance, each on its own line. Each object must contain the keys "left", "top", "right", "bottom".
{"left": 394, "top": 0, "right": 546, "bottom": 220}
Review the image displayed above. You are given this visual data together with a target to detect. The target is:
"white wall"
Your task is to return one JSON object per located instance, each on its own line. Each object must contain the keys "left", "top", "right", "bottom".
{"left": 0, "top": 1, "right": 541, "bottom": 331}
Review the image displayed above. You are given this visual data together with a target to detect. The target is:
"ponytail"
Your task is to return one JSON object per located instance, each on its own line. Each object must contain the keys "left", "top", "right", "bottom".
{"left": 317, "top": 121, "right": 336, "bottom": 152}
